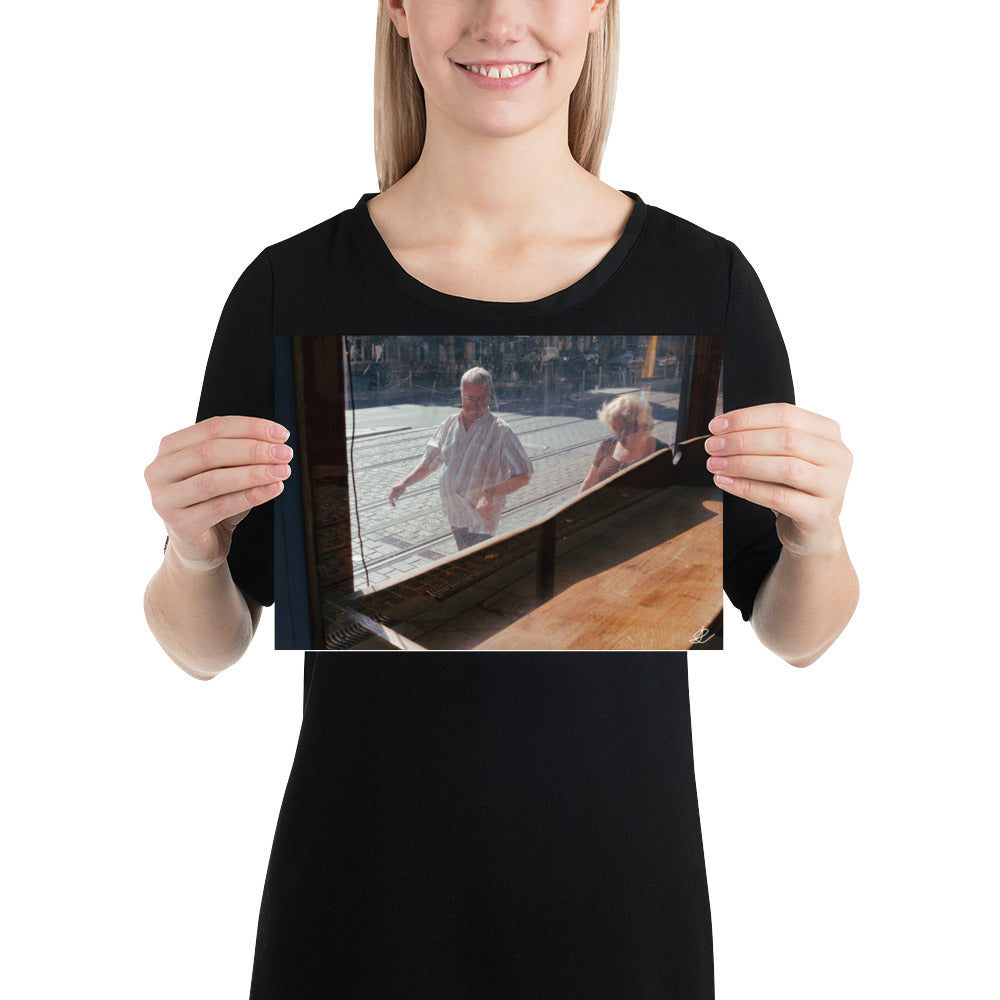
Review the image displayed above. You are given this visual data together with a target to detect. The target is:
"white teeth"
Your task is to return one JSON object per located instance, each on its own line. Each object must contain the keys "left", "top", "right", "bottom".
{"left": 463, "top": 62, "right": 536, "bottom": 79}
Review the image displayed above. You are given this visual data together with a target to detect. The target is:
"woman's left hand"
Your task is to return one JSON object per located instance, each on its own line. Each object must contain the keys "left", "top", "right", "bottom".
{"left": 704, "top": 403, "right": 853, "bottom": 558}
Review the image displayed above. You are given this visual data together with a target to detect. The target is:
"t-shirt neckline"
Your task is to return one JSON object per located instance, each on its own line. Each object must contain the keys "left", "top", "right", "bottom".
{"left": 353, "top": 191, "right": 647, "bottom": 316}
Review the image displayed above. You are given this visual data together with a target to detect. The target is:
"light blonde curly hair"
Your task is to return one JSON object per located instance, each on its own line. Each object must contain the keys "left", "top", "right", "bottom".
{"left": 597, "top": 395, "right": 654, "bottom": 433}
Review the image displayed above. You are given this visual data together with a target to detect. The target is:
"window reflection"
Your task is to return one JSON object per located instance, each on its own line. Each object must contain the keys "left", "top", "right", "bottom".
{"left": 344, "top": 335, "right": 720, "bottom": 593}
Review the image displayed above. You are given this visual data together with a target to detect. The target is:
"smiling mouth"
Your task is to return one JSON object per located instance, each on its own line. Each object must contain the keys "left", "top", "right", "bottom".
{"left": 457, "top": 62, "right": 543, "bottom": 79}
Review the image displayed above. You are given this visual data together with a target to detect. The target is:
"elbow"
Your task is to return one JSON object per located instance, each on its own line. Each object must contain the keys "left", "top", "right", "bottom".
{"left": 188, "top": 667, "right": 226, "bottom": 682}
{"left": 173, "top": 655, "right": 229, "bottom": 681}
{"left": 752, "top": 623, "right": 847, "bottom": 669}
{"left": 154, "top": 634, "right": 234, "bottom": 681}
{"left": 749, "top": 560, "right": 859, "bottom": 670}
{"left": 748, "top": 608, "right": 825, "bottom": 669}
{"left": 143, "top": 587, "right": 243, "bottom": 681}
{"left": 785, "top": 652, "right": 820, "bottom": 669}
{"left": 787, "top": 574, "right": 860, "bottom": 669}
{"left": 749, "top": 610, "right": 825, "bottom": 668}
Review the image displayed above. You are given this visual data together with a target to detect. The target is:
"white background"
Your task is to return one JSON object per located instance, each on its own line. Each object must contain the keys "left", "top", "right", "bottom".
{"left": 3, "top": 1, "right": 996, "bottom": 996}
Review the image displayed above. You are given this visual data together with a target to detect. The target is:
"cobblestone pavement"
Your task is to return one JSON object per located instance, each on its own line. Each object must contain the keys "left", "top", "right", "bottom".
{"left": 343, "top": 393, "right": 682, "bottom": 591}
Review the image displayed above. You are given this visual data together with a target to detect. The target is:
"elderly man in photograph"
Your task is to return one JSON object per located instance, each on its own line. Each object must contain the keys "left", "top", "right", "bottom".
{"left": 388, "top": 368, "right": 533, "bottom": 550}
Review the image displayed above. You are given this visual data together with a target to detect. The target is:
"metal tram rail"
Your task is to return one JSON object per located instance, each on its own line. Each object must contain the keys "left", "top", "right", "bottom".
{"left": 348, "top": 475, "right": 592, "bottom": 578}
{"left": 342, "top": 412, "right": 599, "bottom": 476}
{"left": 346, "top": 421, "right": 616, "bottom": 516}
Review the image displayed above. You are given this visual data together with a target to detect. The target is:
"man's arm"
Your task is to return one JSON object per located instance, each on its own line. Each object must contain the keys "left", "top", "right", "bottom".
{"left": 389, "top": 460, "right": 434, "bottom": 506}
{"left": 495, "top": 427, "right": 533, "bottom": 499}
{"left": 475, "top": 469, "right": 531, "bottom": 515}
{"left": 490, "top": 472, "right": 531, "bottom": 498}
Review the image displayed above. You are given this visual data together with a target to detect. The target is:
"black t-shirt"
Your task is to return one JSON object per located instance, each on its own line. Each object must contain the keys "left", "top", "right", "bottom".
{"left": 196, "top": 194, "right": 793, "bottom": 999}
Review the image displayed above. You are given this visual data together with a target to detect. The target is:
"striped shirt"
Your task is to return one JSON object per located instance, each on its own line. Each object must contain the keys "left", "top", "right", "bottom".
{"left": 422, "top": 411, "right": 533, "bottom": 534}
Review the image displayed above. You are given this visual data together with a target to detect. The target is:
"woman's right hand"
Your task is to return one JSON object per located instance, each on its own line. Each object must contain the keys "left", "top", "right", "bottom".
{"left": 145, "top": 416, "right": 292, "bottom": 574}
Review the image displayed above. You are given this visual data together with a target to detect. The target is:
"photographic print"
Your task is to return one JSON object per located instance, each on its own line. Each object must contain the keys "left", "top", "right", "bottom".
{"left": 275, "top": 335, "right": 723, "bottom": 652}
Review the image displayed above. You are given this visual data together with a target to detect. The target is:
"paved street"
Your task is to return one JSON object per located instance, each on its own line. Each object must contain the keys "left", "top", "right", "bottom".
{"left": 341, "top": 389, "right": 685, "bottom": 591}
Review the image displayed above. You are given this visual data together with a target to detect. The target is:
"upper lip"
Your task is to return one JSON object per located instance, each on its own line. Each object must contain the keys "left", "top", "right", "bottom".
{"left": 455, "top": 59, "right": 544, "bottom": 66}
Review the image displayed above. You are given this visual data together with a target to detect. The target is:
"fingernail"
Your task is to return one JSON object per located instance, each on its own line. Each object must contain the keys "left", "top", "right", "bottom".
{"left": 709, "top": 416, "right": 728, "bottom": 434}
{"left": 705, "top": 436, "right": 725, "bottom": 452}
{"left": 268, "top": 424, "right": 290, "bottom": 440}
{"left": 270, "top": 444, "right": 293, "bottom": 461}
{"left": 714, "top": 473, "right": 734, "bottom": 486}
{"left": 707, "top": 456, "right": 727, "bottom": 471}
{"left": 270, "top": 465, "right": 291, "bottom": 479}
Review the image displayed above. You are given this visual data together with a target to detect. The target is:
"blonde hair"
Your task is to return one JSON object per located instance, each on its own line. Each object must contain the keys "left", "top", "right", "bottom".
{"left": 597, "top": 395, "right": 654, "bottom": 432}
{"left": 374, "top": 0, "right": 620, "bottom": 192}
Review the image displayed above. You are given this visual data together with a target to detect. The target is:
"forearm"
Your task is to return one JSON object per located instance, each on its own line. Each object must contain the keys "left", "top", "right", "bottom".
{"left": 493, "top": 472, "right": 531, "bottom": 497}
{"left": 579, "top": 466, "right": 600, "bottom": 493}
{"left": 400, "top": 462, "right": 432, "bottom": 488}
{"left": 144, "top": 542, "right": 260, "bottom": 680}
{"left": 750, "top": 524, "right": 859, "bottom": 668}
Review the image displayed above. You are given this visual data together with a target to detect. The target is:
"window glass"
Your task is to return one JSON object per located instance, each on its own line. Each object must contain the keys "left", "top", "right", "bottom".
{"left": 344, "top": 335, "right": 719, "bottom": 592}
{"left": 287, "top": 334, "right": 723, "bottom": 651}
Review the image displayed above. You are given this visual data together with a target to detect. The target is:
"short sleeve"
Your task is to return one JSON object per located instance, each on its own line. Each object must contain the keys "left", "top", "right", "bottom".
{"left": 722, "top": 242, "right": 795, "bottom": 621}
{"left": 421, "top": 421, "right": 446, "bottom": 470}
{"left": 194, "top": 250, "right": 275, "bottom": 607}
{"left": 501, "top": 427, "right": 533, "bottom": 476}
{"left": 592, "top": 439, "right": 614, "bottom": 468}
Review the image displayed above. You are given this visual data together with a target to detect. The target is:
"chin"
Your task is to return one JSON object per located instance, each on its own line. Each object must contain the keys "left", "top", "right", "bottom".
{"left": 452, "top": 95, "right": 568, "bottom": 143}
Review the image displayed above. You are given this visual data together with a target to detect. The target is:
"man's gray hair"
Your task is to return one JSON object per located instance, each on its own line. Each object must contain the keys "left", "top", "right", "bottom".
{"left": 460, "top": 367, "right": 494, "bottom": 397}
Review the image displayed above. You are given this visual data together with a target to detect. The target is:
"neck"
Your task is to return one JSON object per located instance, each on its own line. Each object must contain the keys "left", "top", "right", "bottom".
{"left": 398, "top": 102, "right": 593, "bottom": 236}
{"left": 626, "top": 435, "right": 653, "bottom": 460}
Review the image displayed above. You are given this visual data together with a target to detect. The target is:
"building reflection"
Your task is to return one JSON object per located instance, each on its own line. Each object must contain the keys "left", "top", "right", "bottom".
{"left": 345, "top": 336, "right": 686, "bottom": 402}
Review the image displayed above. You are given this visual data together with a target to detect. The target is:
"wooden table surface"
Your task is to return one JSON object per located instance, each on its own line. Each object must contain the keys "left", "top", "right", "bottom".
{"left": 476, "top": 487, "right": 722, "bottom": 651}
